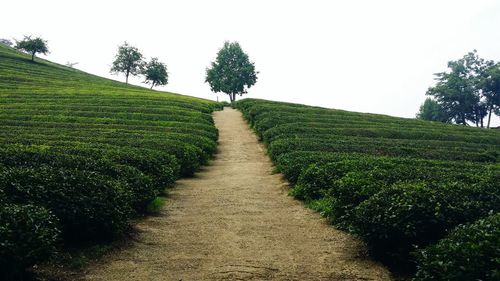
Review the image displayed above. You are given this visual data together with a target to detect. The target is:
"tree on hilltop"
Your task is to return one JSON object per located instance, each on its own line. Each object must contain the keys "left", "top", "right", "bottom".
{"left": 15, "top": 36, "right": 49, "bottom": 62}
{"left": 479, "top": 63, "right": 500, "bottom": 128}
{"left": 205, "top": 41, "right": 258, "bottom": 102}
{"left": 110, "top": 42, "right": 145, "bottom": 84}
{"left": 426, "top": 50, "right": 494, "bottom": 127}
{"left": 143, "top": 58, "right": 168, "bottom": 89}
{"left": 416, "top": 98, "right": 449, "bottom": 122}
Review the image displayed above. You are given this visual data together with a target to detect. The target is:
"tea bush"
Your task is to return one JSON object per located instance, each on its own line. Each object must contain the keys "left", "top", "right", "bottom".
{"left": 0, "top": 203, "right": 60, "bottom": 279}
{"left": 414, "top": 213, "right": 500, "bottom": 281}
{"left": 0, "top": 44, "right": 220, "bottom": 275}
{"left": 236, "top": 98, "right": 500, "bottom": 277}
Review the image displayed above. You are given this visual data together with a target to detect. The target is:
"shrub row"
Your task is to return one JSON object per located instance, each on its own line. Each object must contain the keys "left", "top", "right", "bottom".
{"left": 414, "top": 212, "right": 500, "bottom": 281}
{"left": 0, "top": 44, "right": 221, "bottom": 277}
{"left": 268, "top": 137, "right": 498, "bottom": 163}
{"left": 0, "top": 202, "right": 60, "bottom": 280}
{"left": 236, "top": 98, "right": 500, "bottom": 278}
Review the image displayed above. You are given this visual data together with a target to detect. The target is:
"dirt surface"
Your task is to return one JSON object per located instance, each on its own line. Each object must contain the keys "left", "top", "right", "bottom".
{"left": 84, "top": 108, "right": 392, "bottom": 281}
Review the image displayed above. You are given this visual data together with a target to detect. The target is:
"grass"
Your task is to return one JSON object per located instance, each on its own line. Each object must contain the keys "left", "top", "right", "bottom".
{"left": 146, "top": 197, "right": 166, "bottom": 214}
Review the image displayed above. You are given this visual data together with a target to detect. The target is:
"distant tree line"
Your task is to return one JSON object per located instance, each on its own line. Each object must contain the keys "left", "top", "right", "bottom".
{"left": 6, "top": 35, "right": 259, "bottom": 98}
{"left": 417, "top": 50, "right": 500, "bottom": 128}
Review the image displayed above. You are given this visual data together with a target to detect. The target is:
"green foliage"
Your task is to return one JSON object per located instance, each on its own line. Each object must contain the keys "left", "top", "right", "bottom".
{"left": 146, "top": 197, "right": 165, "bottom": 214}
{"left": 292, "top": 163, "right": 337, "bottom": 201}
{"left": 0, "top": 203, "right": 60, "bottom": 279}
{"left": 110, "top": 42, "right": 145, "bottom": 84}
{"left": 424, "top": 50, "right": 497, "bottom": 127}
{"left": 414, "top": 213, "right": 500, "bottom": 281}
{"left": 236, "top": 98, "right": 500, "bottom": 277}
{"left": 14, "top": 35, "right": 48, "bottom": 61}
{"left": 219, "top": 101, "right": 231, "bottom": 107}
{"left": 206, "top": 41, "right": 258, "bottom": 102}
{"left": 0, "top": 44, "right": 219, "bottom": 276}
{"left": 0, "top": 166, "right": 134, "bottom": 240}
{"left": 481, "top": 63, "right": 500, "bottom": 128}
{"left": 143, "top": 57, "right": 168, "bottom": 89}
{"left": 0, "top": 147, "right": 156, "bottom": 212}
{"left": 351, "top": 181, "right": 499, "bottom": 266}
{"left": 416, "top": 98, "right": 449, "bottom": 122}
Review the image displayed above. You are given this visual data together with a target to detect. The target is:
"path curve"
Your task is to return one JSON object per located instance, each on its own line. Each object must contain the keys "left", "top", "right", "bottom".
{"left": 85, "top": 108, "right": 391, "bottom": 281}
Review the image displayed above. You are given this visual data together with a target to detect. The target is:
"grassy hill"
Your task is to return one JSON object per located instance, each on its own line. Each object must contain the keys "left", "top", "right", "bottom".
{"left": 0, "top": 44, "right": 221, "bottom": 278}
{"left": 236, "top": 99, "right": 500, "bottom": 280}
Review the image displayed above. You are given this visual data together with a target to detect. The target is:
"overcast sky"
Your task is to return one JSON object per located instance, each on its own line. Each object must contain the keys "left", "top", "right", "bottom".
{"left": 2, "top": 0, "right": 500, "bottom": 125}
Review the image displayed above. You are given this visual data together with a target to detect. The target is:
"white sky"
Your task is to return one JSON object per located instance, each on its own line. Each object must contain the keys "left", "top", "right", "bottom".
{"left": 2, "top": 0, "right": 500, "bottom": 125}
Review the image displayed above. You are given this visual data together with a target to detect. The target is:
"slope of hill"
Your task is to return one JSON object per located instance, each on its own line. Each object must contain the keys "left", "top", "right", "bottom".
{"left": 0, "top": 45, "right": 221, "bottom": 278}
{"left": 236, "top": 98, "right": 500, "bottom": 280}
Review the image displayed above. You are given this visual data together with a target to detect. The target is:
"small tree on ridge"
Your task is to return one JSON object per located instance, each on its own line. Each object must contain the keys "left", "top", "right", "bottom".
{"left": 15, "top": 36, "right": 49, "bottom": 62}
{"left": 110, "top": 42, "right": 145, "bottom": 84}
{"left": 143, "top": 58, "right": 168, "bottom": 89}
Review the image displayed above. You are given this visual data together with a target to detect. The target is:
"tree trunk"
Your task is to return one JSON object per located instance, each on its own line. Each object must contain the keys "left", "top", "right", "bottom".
{"left": 31, "top": 52, "right": 35, "bottom": 62}
{"left": 150, "top": 82, "right": 154, "bottom": 89}
{"left": 125, "top": 69, "right": 130, "bottom": 84}
{"left": 487, "top": 105, "right": 493, "bottom": 128}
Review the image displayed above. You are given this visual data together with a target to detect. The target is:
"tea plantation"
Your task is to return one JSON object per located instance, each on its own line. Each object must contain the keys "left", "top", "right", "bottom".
{"left": 236, "top": 99, "right": 500, "bottom": 280}
{"left": 0, "top": 45, "right": 221, "bottom": 278}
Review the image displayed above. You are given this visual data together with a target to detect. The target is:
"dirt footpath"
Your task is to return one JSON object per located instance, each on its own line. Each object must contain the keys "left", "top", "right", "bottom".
{"left": 84, "top": 108, "right": 391, "bottom": 281}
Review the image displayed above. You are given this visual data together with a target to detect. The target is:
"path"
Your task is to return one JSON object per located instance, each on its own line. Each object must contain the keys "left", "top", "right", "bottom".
{"left": 85, "top": 108, "right": 391, "bottom": 281}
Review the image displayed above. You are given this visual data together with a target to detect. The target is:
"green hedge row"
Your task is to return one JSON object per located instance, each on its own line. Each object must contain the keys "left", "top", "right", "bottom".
{"left": 414, "top": 212, "right": 500, "bottom": 281}
{"left": 352, "top": 179, "right": 499, "bottom": 267}
{"left": 236, "top": 98, "right": 500, "bottom": 278}
{"left": 268, "top": 137, "right": 497, "bottom": 163}
{"left": 0, "top": 44, "right": 221, "bottom": 278}
{"left": 263, "top": 123, "right": 500, "bottom": 145}
{"left": 0, "top": 202, "right": 60, "bottom": 280}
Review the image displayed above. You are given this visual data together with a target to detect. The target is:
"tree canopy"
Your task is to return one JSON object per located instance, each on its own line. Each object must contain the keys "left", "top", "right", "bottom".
{"left": 205, "top": 41, "right": 258, "bottom": 102}
{"left": 423, "top": 50, "right": 499, "bottom": 128}
{"left": 15, "top": 36, "right": 49, "bottom": 62}
{"left": 416, "top": 98, "right": 449, "bottom": 122}
{"left": 110, "top": 42, "right": 145, "bottom": 84}
{"left": 480, "top": 63, "right": 500, "bottom": 128}
{"left": 143, "top": 58, "right": 168, "bottom": 89}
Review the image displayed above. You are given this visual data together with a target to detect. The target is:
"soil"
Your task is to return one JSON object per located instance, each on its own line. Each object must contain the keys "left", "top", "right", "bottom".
{"left": 83, "top": 108, "right": 392, "bottom": 281}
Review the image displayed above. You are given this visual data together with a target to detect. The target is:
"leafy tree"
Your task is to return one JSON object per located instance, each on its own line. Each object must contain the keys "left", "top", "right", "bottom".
{"left": 110, "top": 42, "right": 145, "bottom": 84}
{"left": 426, "top": 51, "right": 493, "bottom": 126}
{"left": 416, "top": 98, "right": 449, "bottom": 122}
{"left": 206, "top": 41, "right": 258, "bottom": 102}
{"left": 479, "top": 63, "right": 500, "bottom": 128}
{"left": 143, "top": 58, "right": 168, "bottom": 89}
{"left": 14, "top": 36, "right": 49, "bottom": 62}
